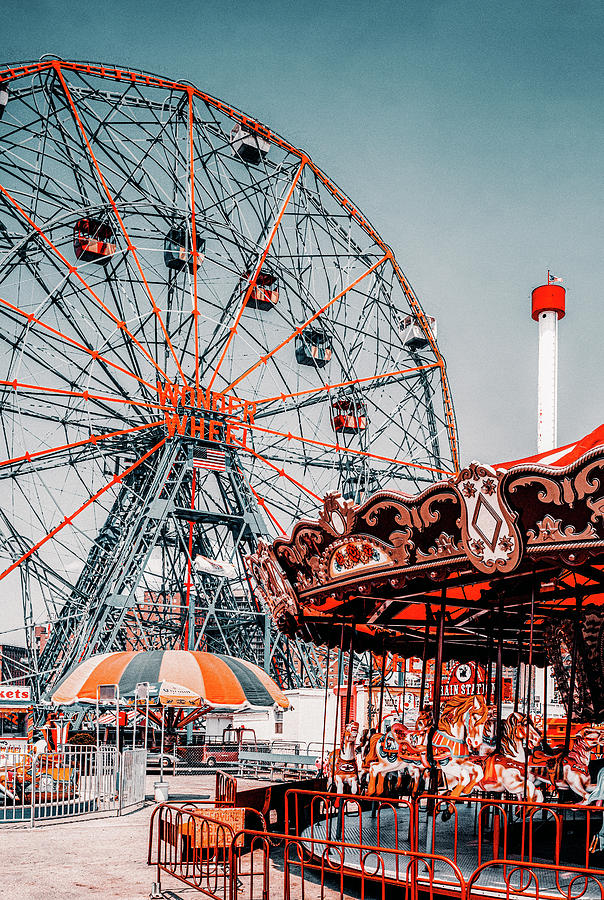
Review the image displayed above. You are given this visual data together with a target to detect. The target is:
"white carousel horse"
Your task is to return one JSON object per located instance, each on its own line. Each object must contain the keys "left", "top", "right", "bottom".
{"left": 429, "top": 695, "right": 490, "bottom": 800}
{"left": 328, "top": 721, "right": 360, "bottom": 794}
{"left": 363, "top": 720, "right": 414, "bottom": 795}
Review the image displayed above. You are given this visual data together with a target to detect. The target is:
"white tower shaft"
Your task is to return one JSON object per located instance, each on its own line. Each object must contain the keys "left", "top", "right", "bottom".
{"left": 537, "top": 310, "right": 558, "bottom": 453}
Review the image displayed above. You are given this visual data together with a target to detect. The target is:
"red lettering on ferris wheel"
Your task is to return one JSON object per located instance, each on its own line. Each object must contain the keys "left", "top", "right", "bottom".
{"left": 156, "top": 381, "right": 256, "bottom": 425}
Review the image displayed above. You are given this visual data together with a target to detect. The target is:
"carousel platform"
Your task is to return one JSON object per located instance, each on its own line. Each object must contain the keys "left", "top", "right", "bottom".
{"left": 299, "top": 801, "right": 604, "bottom": 898}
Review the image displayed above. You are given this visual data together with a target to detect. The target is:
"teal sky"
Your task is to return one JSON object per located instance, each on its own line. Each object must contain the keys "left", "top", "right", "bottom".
{"left": 3, "top": 0, "right": 603, "bottom": 463}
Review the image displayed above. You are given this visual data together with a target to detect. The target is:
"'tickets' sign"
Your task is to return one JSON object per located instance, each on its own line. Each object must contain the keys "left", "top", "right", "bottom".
{"left": 0, "top": 684, "right": 31, "bottom": 704}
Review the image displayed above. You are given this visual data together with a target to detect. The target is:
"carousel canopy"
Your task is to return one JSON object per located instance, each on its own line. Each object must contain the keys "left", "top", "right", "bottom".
{"left": 51, "top": 650, "right": 289, "bottom": 710}
{"left": 249, "top": 424, "right": 604, "bottom": 719}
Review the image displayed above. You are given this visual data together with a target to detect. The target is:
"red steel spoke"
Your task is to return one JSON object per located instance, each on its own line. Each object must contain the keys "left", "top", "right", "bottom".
{"left": 235, "top": 468, "right": 287, "bottom": 536}
{"left": 0, "top": 379, "right": 168, "bottom": 414}
{"left": 188, "top": 89, "right": 201, "bottom": 392}
{"left": 0, "top": 420, "right": 161, "bottom": 472}
{"left": 229, "top": 437, "right": 322, "bottom": 503}
{"left": 223, "top": 252, "right": 390, "bottom": 393}
{"left": 0, "top": 181, "right": 173, "bottom": 385}
{"left": 0, "top": 295, "right": 156, "bottom": 392}
{"left": 244, "top": 421, "right": 453, "bottom": 476}
{"left": 54, "top": 63, "right": 188, "bottom": 385}
{"left": 207, "top": 157, "right": 307, "bottom": 392}
{"left": 255, "top": 363, "right": 440, "bottom": 406}
{"left": 0, "top": 437, "right": 166, "bottom": 582}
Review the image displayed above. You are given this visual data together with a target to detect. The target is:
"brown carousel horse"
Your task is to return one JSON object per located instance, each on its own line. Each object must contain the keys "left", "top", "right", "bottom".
{"left": 328, "top": 721, "right": 360, "bottom": 794}
{"left": 475, "top": 712, "right": 544, "bottom": 802}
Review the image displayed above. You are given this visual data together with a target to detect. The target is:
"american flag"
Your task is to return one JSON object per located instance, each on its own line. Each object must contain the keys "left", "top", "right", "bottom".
{"left": 193, "top": 447, "right": 227, "bottom": 472}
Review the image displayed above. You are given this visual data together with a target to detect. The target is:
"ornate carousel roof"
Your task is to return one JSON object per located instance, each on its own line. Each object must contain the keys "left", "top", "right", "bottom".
{"left": 247, "top": 425, "right": 604, "bottom": 673}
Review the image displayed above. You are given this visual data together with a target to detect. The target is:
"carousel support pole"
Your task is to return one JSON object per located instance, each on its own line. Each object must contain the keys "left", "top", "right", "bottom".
{"left": 493, "top": 602, "right": 504, "bottom": 860}
{"left": 486, "top": 633, "right": 494, "bottom": 706}
{"left": 428, "top": 591, "right": 446, "bottom": 795}
{"left": 377, "top": 651, "right": 387, "bottom": 732}
{"left": 368, "top": 654, "right": 373, "bottom": 731}
{"left": 344, "top": 628, "right": 356, "bottom": 726}
{"left": 419, "top": 611, "right": 430, "bottom": 710}
{"left": 564, "top": 593, "right": 583, "bottom": 756}
{"left": 514, "top": 635, "right": 523, "bottom": 712}
{"left": 320, "top": 646, "right": 331, "bottom": 777}
{"left": 328, "top": 628, "right": 345, "bottom": 843}
{"left": 524, "top": 582, "right": 536, "bottom": 802}
{"left": 473, "top": 656, "right": 480, "bottom": 694}
{"left": 401, "top": 658, "right": 407, "bottom": 726}
{"left": 330, "top": 626, "right": 345, "bottom": 789}
{"left": 337, "top": 628, "right": 356, "bottom": 840}
{"left": 543, "top": 664, "right": 548, "bottom": 749}
{"left": 426, "top": 591, "right": 446, "bottom": 853}
{"left": 496, "top": 598, "right": 504, "bottom": 753}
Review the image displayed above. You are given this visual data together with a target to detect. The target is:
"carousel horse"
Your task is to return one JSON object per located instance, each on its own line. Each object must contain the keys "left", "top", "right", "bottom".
{"left": 429, "top": 694, "right": 490, "bottom": 800}
{"left": 476, "top": 712, "right": 544, "bottom": 803}
{"left": 389, "top": 708, "right": 434, "bottom": 797}
{"left": 532, "top": 725, "right": 604, "bottom": 801}
{"left": 586, "top": 768, "right": 604, "bottom": 851}
{"left": 363, "top": 720, "right": 412, "bottom": 795}
{"left": 328, "top": 721, "right": 360, "bottom": 794}
{"left": 364, "top": 696, "right": 490, "bottom": 800}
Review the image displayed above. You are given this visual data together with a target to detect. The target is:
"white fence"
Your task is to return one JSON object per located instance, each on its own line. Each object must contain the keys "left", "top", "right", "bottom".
{"left": 0, "top": 745, "right": 146, "bottom": 825}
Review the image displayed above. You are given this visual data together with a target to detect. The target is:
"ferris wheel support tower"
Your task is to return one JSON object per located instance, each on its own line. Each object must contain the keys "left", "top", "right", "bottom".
{"left": 532, "top": 276, "right": 566, "bottom": 453}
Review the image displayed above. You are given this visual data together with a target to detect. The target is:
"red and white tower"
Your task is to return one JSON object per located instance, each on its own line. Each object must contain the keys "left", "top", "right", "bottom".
{"left": 531, "top": 276, "right": 566, "bottom": 452}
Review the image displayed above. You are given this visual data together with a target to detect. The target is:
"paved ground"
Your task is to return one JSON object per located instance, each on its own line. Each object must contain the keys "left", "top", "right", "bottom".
{"left": 2, "top": 774, "right": 239, "bottom": 899}
{"left": 3, "top": 774, "right": 361, "bottom": 900}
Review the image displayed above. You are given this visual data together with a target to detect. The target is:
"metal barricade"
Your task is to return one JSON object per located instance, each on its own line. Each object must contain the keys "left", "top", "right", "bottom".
{"left": 421, "top": 793, "right": 604, "bottom": 878}
{"left": 96, "top": 745, "right": 119, "bottom": 812}
{"left": 119, "top": 748, "right": 146, "bottom": 811}
{"left": 0, "top": 744, "right": 143, "bottom": 825}
{"left": 0, "top": 746, "right": 33, "bottom": 822}
{"left": 215, "top": 771, "right": 237, "bottom": 806}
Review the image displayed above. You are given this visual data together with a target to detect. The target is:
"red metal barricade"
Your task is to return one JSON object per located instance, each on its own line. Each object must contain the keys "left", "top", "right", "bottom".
{"left": 148, "top": 792, "right": 604, "bottom": 900}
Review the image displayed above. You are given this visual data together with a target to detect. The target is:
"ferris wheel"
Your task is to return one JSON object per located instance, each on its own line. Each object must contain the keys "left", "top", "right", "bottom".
{"left": 0, "top": 59, "right": 458, "bottom": 696}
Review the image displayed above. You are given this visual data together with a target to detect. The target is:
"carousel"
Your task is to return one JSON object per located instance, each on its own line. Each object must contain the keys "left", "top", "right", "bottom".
{"left": 247, "top": 423, "right": 604, "bottom": 896}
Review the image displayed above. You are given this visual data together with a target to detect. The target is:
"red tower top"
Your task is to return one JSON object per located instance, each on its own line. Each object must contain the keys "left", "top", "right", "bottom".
{"left": 531, "top": 283, "right": 566, "bottom": 321}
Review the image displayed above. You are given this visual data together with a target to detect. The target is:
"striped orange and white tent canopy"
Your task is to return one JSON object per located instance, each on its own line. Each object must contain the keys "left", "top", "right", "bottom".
{"left": 51, "top": 650, "right": 289, "bottom": 710}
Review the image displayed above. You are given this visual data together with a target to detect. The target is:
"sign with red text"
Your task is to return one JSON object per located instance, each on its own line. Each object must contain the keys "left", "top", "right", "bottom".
{"left": 158, "top": 381, "right": 255, "bottom": 449}
{"left": 0, "top": 684, "right": 31, "bottom": 706}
